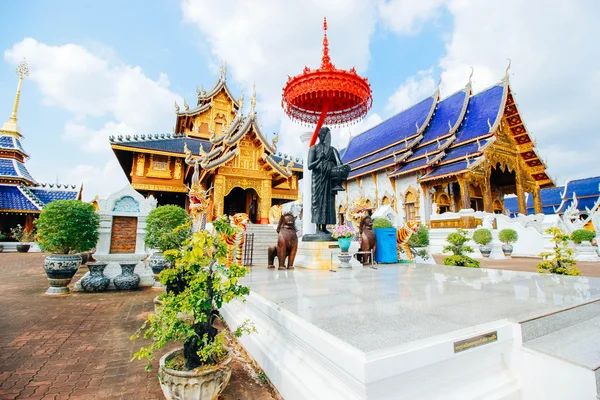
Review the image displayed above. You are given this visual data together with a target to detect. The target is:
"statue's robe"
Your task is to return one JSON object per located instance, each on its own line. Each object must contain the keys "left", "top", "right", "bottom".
{"left": 308, "top": 143, "right": 341, "bottom": 225}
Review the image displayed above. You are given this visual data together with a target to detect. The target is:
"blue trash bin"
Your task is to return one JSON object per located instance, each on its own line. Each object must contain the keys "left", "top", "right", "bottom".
{"left": 374, "top": 228, "right": 398, "bottom": 263}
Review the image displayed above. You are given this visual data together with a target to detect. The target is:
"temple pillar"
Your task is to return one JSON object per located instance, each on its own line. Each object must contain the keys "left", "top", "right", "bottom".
{"left": 533, "top": 185, "right": 543, "bottom": 214}
{"left": 24, "top": 214, "right": 35, "bottom": 232}
{"left": 458, "top": 176, "right": 470, "bottom": 210}
{"left": 483, "top": 175, "right": 493, "bottom": 213}
{"left": 259, "top": 179, "right": 272, "bottom": 224}
{"left": 515, "top": 173, "right": 528, "bottom": 215}
{"left": 213, "top": 175, "right": 225, "bottom": 217}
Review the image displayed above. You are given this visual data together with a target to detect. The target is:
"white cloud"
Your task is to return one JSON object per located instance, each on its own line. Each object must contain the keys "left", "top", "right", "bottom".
{"left": 65, "top": 159, "right": 129, "bottom": 201}
{"left": 378, "top": 0, "right": 446, "bottom": 35}
{"left": 4, "top": 38, "right": 182, "bottom": 153}
{"left": 386, "top": 68, "right": 437, "bottom": 113}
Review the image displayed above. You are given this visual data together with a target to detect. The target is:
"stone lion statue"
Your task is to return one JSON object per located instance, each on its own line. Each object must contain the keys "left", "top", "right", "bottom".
{"left": 356, "top": 216, "right": 376, "bottom": 265}
{"left": 268, "top": 212, "right": 298, "bottom": 270}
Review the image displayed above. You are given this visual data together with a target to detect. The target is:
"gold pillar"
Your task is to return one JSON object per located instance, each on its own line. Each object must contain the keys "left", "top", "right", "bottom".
{"left": 533, "top": 185, "right": 543, "bottom": 214}
{"left": 259, "top": 179, "right": 272, "bottom": 224}
{"left": 458, "top": 176, "right": 470, "bottom": 210}
{"left": 515, "top": 173, "right": 528, "bottom": 215}
{"left": 483, "top": 175, "right": 493, "bottom": 213}
{"left": 213, "top": 175, "right": 225, "bottom": 217}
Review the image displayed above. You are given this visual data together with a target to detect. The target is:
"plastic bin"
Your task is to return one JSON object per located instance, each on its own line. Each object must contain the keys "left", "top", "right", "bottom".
{"left": 374, "top": 228, "right": 398, "bottom": 263}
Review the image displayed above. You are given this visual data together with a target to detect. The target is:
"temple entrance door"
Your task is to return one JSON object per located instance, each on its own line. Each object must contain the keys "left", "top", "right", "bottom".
{"left": 224, "top": 187, "right": 259, "bottom": 223}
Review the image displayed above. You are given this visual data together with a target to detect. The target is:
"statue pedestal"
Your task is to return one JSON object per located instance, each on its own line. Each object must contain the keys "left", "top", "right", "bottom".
{"left": 294, "top": 240, "right": 362, "bottom": 270}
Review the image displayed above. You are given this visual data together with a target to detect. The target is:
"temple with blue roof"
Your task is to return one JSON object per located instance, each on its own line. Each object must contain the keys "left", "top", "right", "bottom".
{"left": 0, "top": 61, "right": 81, "bottom": 235}
{"left": 110, "top": 65, "right": 302, "bottom": 224}
{"left": 337, "top": 65, "right": 553, "bottom": 226}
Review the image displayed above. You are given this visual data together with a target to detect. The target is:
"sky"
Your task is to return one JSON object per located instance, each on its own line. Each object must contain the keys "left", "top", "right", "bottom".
{"left": 1, "top": 0, "right": 599, "bottom": 201}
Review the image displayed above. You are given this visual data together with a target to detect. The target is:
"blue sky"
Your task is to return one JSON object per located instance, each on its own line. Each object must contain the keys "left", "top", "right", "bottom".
{"left": 1, "top": 1, "right": 599, "bottom": 200}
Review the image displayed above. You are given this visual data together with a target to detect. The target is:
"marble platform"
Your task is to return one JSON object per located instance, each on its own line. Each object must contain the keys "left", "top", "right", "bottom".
{"left": 222, "top": 264, "right": 600, "bottom": 400}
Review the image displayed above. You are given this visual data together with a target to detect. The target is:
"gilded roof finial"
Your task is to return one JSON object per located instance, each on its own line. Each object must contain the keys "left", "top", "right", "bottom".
{"left": 3, "top": 59, "right": 29, "bottom": 136}
{"left": 436, "top": 77, "right": 442, "bottom": 92}
{"left": 504, "top": 59, "right": 512, "bottom": 81}
{"left": 272, "top": 132, "right": 279, "bottom": 147}
{"left": 448, "top": 120, "right": 453, "bottom": 132}
{"left": 321, "top": 17, "right": 333, "bottom": 69}
{"left": 250, "top": 83, "right": 257, "bottom": 111}
{"left": 468, "top": 66, "right": 474, "bottom": 86}
{"left": 174, "top": 101, "right": 180, "bottom": 113}
{"left": 183, "top": 99, "right": 189, "bottom": 112}
{"left": 220, "top": 61, "right": 227, "bottom": 81}
{"left": 238, "top": 90, "right": 244, "bottom": 111}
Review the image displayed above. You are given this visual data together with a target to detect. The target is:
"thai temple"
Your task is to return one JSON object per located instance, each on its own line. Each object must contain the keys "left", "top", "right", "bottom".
{"left": 336, "top": 67, "right": 554, "bottom": 228}
{"left": 110, "top": 65, "right": 302, "bottom": 224}
{"left": 0, "top": 61, "right": 81, "bottom": 234}
{"left": 504, "top": 176, "right": 600, "bottom": 218}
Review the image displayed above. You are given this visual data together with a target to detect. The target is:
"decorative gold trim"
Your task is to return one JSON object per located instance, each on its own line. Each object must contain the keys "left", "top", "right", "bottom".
{"left": 136, "top": 153, "right": 145, "bottom": 177}
{"left": 132, "top": 183, "right": 188, "bottom": 193}
{"left": 111, "top": 144, "right": 185, "bottom": 158}
{"left": 0, "top": 209, "right": 41, "bottom": 214}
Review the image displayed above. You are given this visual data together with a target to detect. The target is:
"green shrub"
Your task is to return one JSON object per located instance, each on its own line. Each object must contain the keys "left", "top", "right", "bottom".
{"left": 408, "top": 225, "right": 429, "bottom": 247}
{"left": 35, "top": 200, "right": 99, "bottom": 254}
{"left": 443, "top": 229, "right": 473, "bottom": 256}
{"left": 498, "top": 229, "right": 518, "bottom": 244}
{"left": 443, "top": 255, "right": 480, "bottom": 268}
{"left": 132, "top": 216, "right": 254, "bottom": 371}
{"left": 538, "top": 227, "right": 580, "bottom": 276}
{"left": 472, "top": 228, "right": 492, "bottom": 245}
{"left": 0, "top": 233, "right": 6, "bottom": 241}
{"left": 145, "top": 205, "right": 191, "bottom": 252}
{"left": 372, "top": 217, "right": 393, "bottom": 229}
{"left": 570, "top": 229, "right": 595, "bottom": 244}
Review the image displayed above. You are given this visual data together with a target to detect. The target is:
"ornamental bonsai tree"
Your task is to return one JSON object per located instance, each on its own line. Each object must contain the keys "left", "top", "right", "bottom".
{"left": 145, "top": 205, "right": 191, "bottom": 252}
{"left": 498, "top": 229, "right": 518, "bottom": 245}
{"left": 132, "top": 216, "right": 254, "bottom": 397}
{"left": 570, "top": 229, "right": 596, "bottom": 245}
{"left": 538, "top": 227, "right": 580, "bottom": 276}
{"left": 35, "top": 200, "right": 99, "bottom": 254}
{"left": 442, "top": 229, "right": 480, "bottom": 268}
{"left": 473, "top": 228, "right": 493, "bottom": 258}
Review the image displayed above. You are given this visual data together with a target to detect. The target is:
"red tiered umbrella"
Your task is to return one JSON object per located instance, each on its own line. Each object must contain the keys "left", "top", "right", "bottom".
{"left": 282, "top": 17, "right": 373, "bottom": 147}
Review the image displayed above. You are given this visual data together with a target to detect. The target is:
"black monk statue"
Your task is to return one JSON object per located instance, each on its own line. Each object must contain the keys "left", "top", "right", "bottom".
{"left": 306, "top": 126, "right": 351, "bottom": 239}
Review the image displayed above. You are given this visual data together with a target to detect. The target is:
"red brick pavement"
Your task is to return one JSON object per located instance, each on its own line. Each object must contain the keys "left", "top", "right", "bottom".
{"left": 0, "top": 253, "right": 277, "bottom": 400}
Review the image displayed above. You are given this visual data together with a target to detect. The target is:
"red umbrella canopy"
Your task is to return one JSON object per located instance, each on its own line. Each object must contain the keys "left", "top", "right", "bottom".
{"left": 282, "top": 18, "right": 373, "bottom": 130}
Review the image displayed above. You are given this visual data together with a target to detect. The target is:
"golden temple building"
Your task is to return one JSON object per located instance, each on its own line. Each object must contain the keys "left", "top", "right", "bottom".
{"left": 110, "top": 66, "right": 302, "bottom": 224}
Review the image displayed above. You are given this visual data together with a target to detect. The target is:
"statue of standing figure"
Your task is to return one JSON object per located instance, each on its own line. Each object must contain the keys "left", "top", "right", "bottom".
{"left": 306, "top": 127, "right": 351, "bottom": 239}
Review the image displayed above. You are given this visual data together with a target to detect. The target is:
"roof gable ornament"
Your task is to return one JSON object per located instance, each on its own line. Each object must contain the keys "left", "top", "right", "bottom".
{"left": 468, "top": 66, "right": 474, "bottom": 86}
{"left": 174, "top": 101, "right": 180, "bottom": 114}
{"left": 487, "top": 118, "right": 492, "bottom": 131}
{"left": 250, "top": 83, "right": 257, "bottom": 114}
{"left": 183, "top": 99, "right": 189, "bottom": 112}
{"left": 436, "top": 137, "right": 441, "bottom": 149}
{"left": 504, "top": 59, "right": 512, "bottom": 81}
{"left": 2, "top": 59, "right": 29, "bottom": 137}
{"left": 466, "top": 154, "right": 471, "bottom": 167}
{"left": 219, "top": 62, "right": 227, "bottom": 81}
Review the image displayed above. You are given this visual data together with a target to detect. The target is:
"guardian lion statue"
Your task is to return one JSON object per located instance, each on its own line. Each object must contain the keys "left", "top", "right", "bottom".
{"left": 356, "top": 216, "right": 376, "bottom": 265}
{"left": 268, "top": 212, "right": 298, "bottom": 270}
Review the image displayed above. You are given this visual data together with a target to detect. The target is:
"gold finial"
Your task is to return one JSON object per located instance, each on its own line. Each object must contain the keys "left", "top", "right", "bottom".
{"left": 272, "top": 132, "right": 279, "bottom": 146}
{"left": 183, "top": 99, "right": 189, "bottom": 111}
{"left": 238, "top": 90, "right": 244, "bottom": 111}
{"left": 321, "top": 17, "right": 333, "bottom": 69}
{"left": 220, "top": 62, "right": 227, "bottom": 80}
{"left": 250, "top": 83, "right": 257, "bottom": 111}
{"left": 504, "top": 59, "right": 512, "bottom": 80}
{"left": 174, "top": 101, "right": 180, "bottom": 113}
{"left": 2, "top": 59, "right": 29, "bottom": 136}
{"left": 468, "top": 66, "right": 474, "bottom": 85}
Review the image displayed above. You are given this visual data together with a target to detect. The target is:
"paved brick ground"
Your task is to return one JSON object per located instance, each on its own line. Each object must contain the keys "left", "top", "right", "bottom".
{"left": 0, "top": 253, "right": 278, "bottom": 400}
{"left": 431, "top": 254, "right": 600, "bottom": 277}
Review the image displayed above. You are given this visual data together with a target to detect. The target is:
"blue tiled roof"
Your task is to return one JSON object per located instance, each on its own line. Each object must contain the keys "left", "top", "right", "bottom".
{"left": 271, "top": 155, "right": 302, "bottom": 170}
{"left": 115, "top": 137, "right": 212, "bottom": 154}
{"left": 421, "top": 160, "right": 469, "bottom": 180}
{"left": 347, "top": 141, "right": 409, "bottom": 170}
{"left": 409, "top": 141, "right": 439, "bottom": 159}
{"left": 0, "top": 136, "right": 27, "bottom": 154}
{"left": 0, "top": 159, "right": 16, "bottom": 177}
{"left": 391, "top": 157, "right": 428, "bottom": 175}
{"left": 342, "top": 95, "right": 436, "bottom": 163}
{"left": 440, "top": 142, "right": 481, "bottom": 163}
{"left": 29, "top": 188, "right": 78, "bottom": 205}
{"left": 0, "top": 185, "right": 41, "bottom": 211}
{"left": 420, "top": 89, "right": 468, "bottom": 144}
{"left": 348, "top": 155, "right": 395, "bottom": 179}
{"left": 454, "top": 84, "right": 505, "bottom": 145}
{"left": 15, "top": 160, "right": 35, "bottom": 183}
{"left": 504, "top": 197, "right": 519, "bottom": 216}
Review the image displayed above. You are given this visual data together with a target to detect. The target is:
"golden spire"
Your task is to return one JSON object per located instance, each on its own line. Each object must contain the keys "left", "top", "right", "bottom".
{"left": 1, "top": 59, "right": 29, "bottom": 137}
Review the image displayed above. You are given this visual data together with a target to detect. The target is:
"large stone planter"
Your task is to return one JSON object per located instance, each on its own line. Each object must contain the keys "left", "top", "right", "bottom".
{"left": 149, "top": 252, "right": 170, "bottom": 288}
{"left": 114, "top": 263, "right": 140, "bottom": 290}
{"left": 17, "top": 244, "right": 31, "bottom": 253}
{"left": 81, "top": 262, "right": 110, "bottom": 292}
{"left": 159, "top": 347, "right": 232, "bottom": 400}
{"left": 44, "top": 254, "right": 82, "bottom": 295}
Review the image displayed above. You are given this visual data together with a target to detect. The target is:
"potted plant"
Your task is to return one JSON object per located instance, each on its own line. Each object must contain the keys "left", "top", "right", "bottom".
{"left": 145, "top": 205, "right": 191, "bottom": 286}
{"left": 538, "top": 227, "right": 580, "bottom": 276}
{"left": 442, "top": 229, "right": 480, "bottom": 268}
{"left": 373, "top": 217, "right": 398, "bottom": 263}
{"left": 132, "top": 216, "right": 255, "bottom": 400}
{"left": 35, "top": 200, "right": 100, "bottom": 295}
{"left": 0, "top": 233, "right": 6, "bottom": 252}
{"left": 498, "top": 229, "right": 518, "bottom": 258}
{"left": 11, "top": 224, "right": 33, "bottom": 253}
{"left": 472, "top": 228, "right": 493, "bottom": 258}
{"left": 331, "top": 225, "right": 355, "bottom": 252}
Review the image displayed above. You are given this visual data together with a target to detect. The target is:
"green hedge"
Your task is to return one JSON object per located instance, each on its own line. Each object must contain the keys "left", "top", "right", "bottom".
{"left": 570, "top": 229, "right": 595, "bottom": 244}
{"left": 145, "top": 205, "right": 191, "bottom": 252}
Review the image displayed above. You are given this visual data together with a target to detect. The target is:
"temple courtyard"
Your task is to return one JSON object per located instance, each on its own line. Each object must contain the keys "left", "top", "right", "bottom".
{"left": 2, "top": 252, "right": 599, "bottom": 399}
